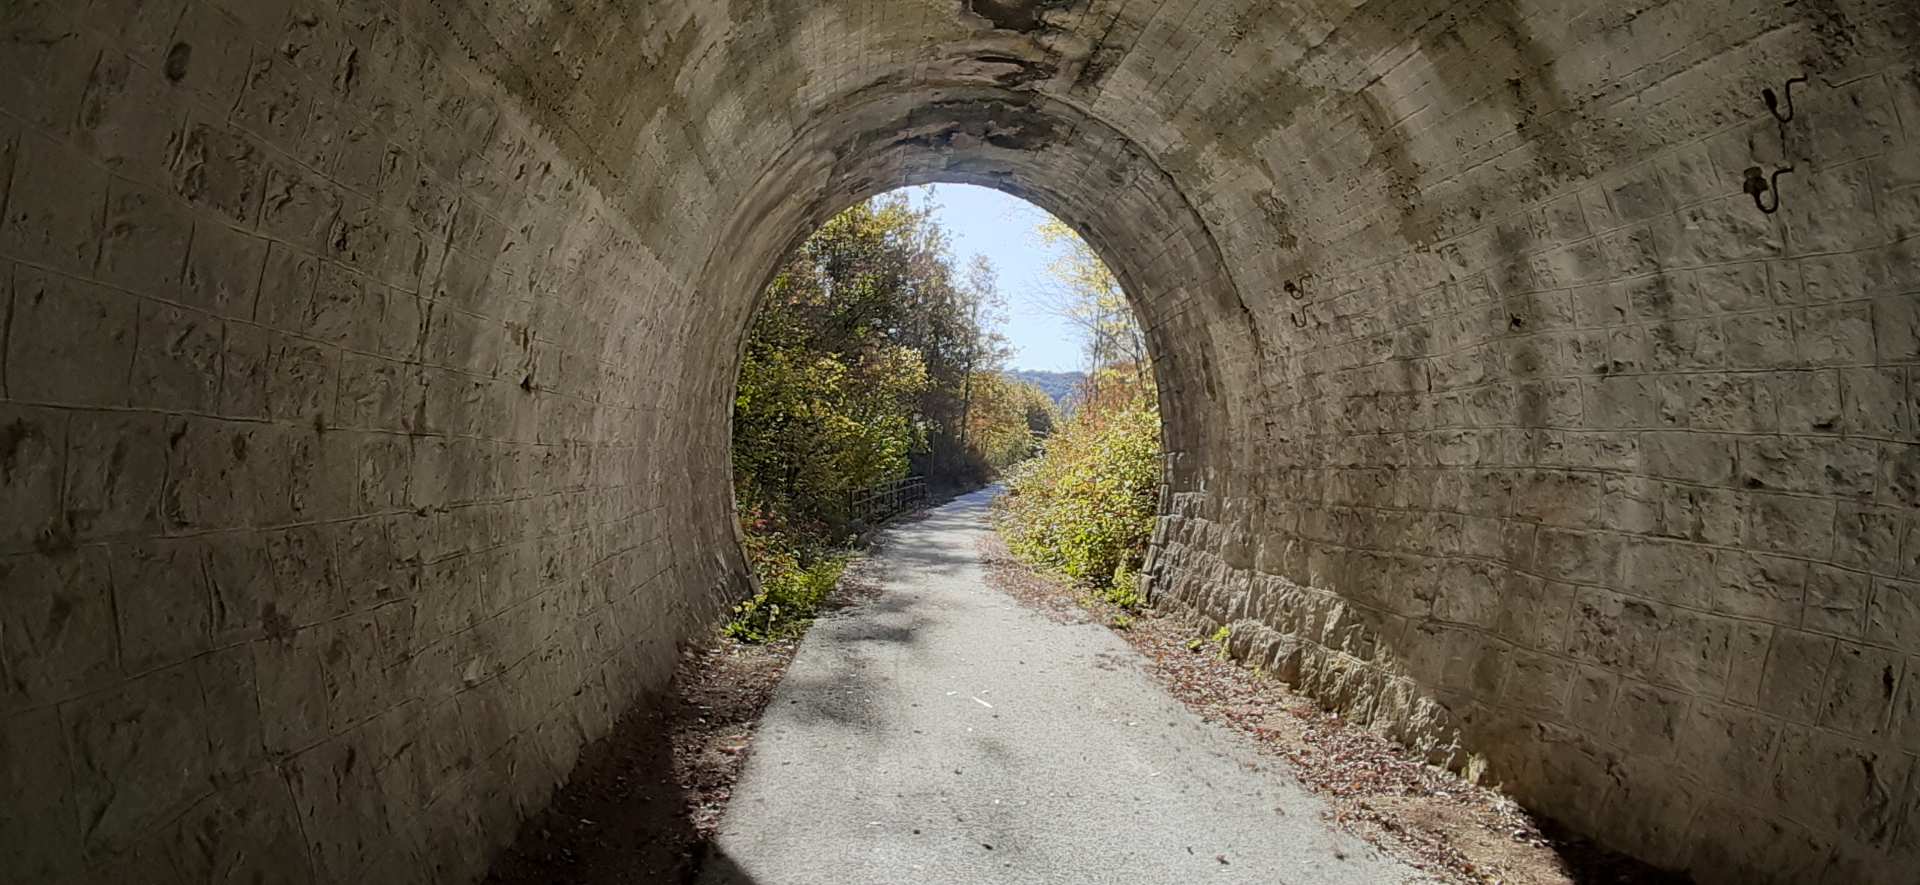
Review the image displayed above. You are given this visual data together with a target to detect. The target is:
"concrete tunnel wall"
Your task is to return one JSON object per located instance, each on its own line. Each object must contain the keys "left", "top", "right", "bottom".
{"left": 0, "top": 0, "right": 1916, "bottom": 882}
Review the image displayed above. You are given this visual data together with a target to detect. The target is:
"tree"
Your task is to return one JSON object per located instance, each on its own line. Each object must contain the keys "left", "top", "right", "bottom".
{"left": 956, "top": 254, "right": 1010, "bottom": 457}
{"left": 731, "top": 200, "right": 938, "bottom": 538}
{"left": 732, "top": 193, "right": 1034, "bottom": 544}
{"left": 729, "top": 192, "right": 1111, "bottom": 639}
{"left": 962, "top": 373, "right": 1059, "bottom": 471}
{"left": 1034, "top": 219, "right": 1147, "bottom": 378}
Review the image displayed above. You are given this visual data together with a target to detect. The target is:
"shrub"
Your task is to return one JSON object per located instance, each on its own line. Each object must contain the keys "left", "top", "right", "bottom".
{"left": 1105, "top": 561, "right": 1145, "bottom": 610}
{"left": 1211, "top": 625, "right": 1232, "bottom": 659}
{"left": 996, "top": 373, "right": 1160, "bottom": 595}
{"left": 725, "top": 526, "right": 848, "bottom": 643}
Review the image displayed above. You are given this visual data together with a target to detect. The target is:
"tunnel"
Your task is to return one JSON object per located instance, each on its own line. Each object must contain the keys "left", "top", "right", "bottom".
{"left": 2, "top": 0, "right": 1918, "bottom": 881}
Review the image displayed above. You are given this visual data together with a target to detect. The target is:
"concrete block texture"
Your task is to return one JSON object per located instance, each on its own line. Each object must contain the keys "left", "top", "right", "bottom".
{"left": 0, "top": 0, "right": 1914, "bottom": 882}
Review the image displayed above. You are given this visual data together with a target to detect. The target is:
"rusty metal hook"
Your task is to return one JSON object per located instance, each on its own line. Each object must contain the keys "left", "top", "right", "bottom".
{"left": 1744, "top": 165, "right": 1793, "bottom": 214}
{"left": 1289, "top": 310, "right": 1308, "bottom": 329}
{"left": 1763, "top": 76, "right": 1808, "bottom": 124}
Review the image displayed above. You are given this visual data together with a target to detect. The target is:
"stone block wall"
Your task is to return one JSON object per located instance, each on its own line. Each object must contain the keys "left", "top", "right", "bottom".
{"left": 1139, "top": 3, "right": 1920, "bottom": 881}
{"left": 0, "top": 1, "right": 737, "bottom": 882}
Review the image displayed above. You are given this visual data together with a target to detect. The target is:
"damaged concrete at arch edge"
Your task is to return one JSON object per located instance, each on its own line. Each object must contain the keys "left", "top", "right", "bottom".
{"left": 960, "top": 0, "right": 1085, "bottom": 34}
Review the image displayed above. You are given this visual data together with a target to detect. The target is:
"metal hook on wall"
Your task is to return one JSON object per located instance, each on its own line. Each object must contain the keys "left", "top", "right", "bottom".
{"left": 1763, "top": 75, "right": 1808, "bottom": 124}
{"left": 1283, "top": 280, "right": 1305, "bottom": 301}
{"left": 1746, "top": 75, "right": 1808, "bottom": 215}
{"left": 1744, "top": 165, "right": 1793, "bottom": 214}
{"left": 1288, "top": 310, "right": 1308, "bottom": 329}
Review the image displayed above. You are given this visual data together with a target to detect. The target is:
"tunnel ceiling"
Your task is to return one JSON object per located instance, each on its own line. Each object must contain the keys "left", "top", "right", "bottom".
{"left": 1, "top": 1, "right": 1918, "bottom": 883}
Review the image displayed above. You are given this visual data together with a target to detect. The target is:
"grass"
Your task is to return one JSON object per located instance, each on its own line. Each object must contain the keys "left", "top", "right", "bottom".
{"left": 724, "top": 551, "right": 849, "bottom": 643}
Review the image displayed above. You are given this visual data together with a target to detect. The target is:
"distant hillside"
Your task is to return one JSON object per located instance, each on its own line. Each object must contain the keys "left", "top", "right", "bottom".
{"left": 1006, "top": 370, "right": 1086, "bottom": 413}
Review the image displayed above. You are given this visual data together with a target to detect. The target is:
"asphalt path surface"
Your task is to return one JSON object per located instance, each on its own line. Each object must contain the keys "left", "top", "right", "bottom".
{"left": 700, "top": 488, "right": 1421, "bottom": 885}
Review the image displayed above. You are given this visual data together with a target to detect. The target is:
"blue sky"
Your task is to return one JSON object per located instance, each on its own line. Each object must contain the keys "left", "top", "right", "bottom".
{"left": 896, "top": 184, "right": 1086, "bottom": 373}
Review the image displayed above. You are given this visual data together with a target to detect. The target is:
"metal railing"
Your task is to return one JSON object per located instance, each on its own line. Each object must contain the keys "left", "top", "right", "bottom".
{"left": 846, "top": 476, "right": 928, "bottom": 526}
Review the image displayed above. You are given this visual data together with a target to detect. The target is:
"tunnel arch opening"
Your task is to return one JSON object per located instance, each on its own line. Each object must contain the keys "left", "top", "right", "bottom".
{"left": 676, "top": 82, "right": 1261, "bottom": 612}
{"left": 718, "top": 177, "right": 1165, "bottom": 613}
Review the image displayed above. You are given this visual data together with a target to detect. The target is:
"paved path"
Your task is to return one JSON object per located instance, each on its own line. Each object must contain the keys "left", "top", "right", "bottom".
{"left": 701, "top": 489, "right": 1421, "bottom": 885}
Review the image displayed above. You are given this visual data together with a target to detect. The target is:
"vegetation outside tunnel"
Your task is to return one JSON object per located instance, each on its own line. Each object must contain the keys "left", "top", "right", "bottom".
{"left": 994, "top": 217, "right": 1162, "bottom": 612}
{"left": 727, "top": 193, "right": 1058, "bottom": 640}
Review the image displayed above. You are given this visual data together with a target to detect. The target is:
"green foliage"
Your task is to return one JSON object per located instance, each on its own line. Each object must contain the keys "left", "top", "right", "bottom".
{"left": 725, "top": 529, "right": 848, "bottom": 643}
{"left": 963, "top": 372, "right": 1060, "bottom": 474}
{"left": 732, "top": 342, "right": 929, "bottom": 539}
{"left": 731, "top": 198, "right": 945, "bottom": 539}
{"left": 1105, "top": 561, "right": 1145, "bottom": 610}
{"left": 728, "top": 192, "right": 1047, "bottom": 643}
{"left": 996, "top": 370, "right": 1161, "bottom": 594}
{"left": 994, "top": 214, "right": 1159, "bottom": 603}
{"left": 1185, "top": 626, "right": 1232, "bottom": 657}
{"left": 732, "top": 193, "right": 1037, "bottom": 546}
